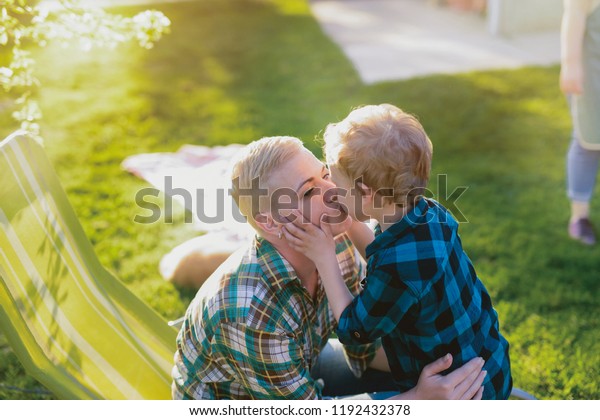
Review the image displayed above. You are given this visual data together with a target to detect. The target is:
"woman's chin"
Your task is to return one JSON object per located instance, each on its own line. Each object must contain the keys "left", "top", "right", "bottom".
{"left": 328, "top": 212, "right": 353, "bottom": 236}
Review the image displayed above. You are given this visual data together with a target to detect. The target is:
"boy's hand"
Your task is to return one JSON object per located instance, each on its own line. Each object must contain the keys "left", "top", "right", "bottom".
{"left": 282, "top": 210, "right": 335, "bottom": 264}
{"left": 284, "top": 210, "right": 354, "bottom": 321}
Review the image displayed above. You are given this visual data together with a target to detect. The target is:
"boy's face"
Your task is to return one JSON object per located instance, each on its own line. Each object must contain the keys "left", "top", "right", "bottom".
{"left": 329, "top": 164, "right": 371, "bottom": 223}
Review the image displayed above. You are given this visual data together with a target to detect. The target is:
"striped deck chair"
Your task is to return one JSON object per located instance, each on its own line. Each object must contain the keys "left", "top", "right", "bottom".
{"left": 0, "top": 131, "right": 177, "bottom": 399}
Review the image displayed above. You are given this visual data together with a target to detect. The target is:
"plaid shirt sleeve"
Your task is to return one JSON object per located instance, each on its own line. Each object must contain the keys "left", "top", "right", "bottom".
{"left": 336, "top": 253, "right": 421, "bottom": 346}
{"left": 336, "top": 243, "right": 382, "bottom": 374}
{"left": 213, "top": 322, "right": 322, "bottom": 399}
{"left": 339, "top": 340, "right": 381, "bottom": 377}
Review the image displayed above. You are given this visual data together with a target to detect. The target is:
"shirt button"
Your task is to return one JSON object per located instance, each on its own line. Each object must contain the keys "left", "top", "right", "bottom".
{"left": 353, "top": 331, "right": 361, "bottom": 339}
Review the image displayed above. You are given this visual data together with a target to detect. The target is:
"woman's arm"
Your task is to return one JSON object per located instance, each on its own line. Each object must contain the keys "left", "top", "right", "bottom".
{"left": 216, "top": 323, "right": 324, "bottom": 399}
{"left": 560, "top": 0, "right": 589, "bottom": 94}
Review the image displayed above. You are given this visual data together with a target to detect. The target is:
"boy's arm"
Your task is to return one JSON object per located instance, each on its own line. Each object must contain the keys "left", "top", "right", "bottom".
{"left": 282, "top": 211, "right": 353, "bottom": 321}
{"left": 560, "top": 0, "right": 588, "bottom": 94}
{"left": 346, "top": 218, "right": 375, "bottom": 260}
{"left": 368, "top": 346, "right": 391, "bottom": 371}
{"left": 314, "top": 245, "right": 354, "bottom": 320}
{"left": 283, "top": 211, "right": 418, "bottom": 342}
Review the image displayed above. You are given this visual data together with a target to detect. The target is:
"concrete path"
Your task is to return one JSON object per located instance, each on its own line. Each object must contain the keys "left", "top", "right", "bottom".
{"left": 309, "top": 0, "right": 561, "bottom": 84}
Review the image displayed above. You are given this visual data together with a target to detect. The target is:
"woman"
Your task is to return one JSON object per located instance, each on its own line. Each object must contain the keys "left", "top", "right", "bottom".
{"left": 171, "top": 136, "right": 486, "bottom": 399}
{"left": 562, "top": 0, "right": 600, "bottom": 245}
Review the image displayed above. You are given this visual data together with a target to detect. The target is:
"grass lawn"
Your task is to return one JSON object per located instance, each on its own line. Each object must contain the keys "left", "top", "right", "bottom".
{"left": 1, "top": 0, "right": 599, "bottom": 399}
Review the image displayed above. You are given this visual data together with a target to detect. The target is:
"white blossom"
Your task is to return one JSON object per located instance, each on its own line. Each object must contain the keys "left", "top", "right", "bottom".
{"left": 0, "top": 0, "right": 171, "bottom": 140}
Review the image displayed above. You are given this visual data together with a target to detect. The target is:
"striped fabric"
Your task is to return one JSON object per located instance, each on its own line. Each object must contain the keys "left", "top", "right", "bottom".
{"left": 0, "top": 131, "right": 177, "bottom": 399}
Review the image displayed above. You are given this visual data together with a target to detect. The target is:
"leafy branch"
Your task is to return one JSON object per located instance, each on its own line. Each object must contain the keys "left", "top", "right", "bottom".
{"left": 0, "top": 0, "right": 171, "bottom": 141}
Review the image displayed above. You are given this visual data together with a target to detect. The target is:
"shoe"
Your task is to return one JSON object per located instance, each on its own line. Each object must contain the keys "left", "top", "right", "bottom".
{"left": 568, "top": 218, "right": 597, "bottom": 245}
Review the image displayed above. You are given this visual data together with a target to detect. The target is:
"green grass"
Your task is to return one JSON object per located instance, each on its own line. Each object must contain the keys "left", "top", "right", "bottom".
{"left": 1, "top": 0, "right": 599, "bottom": 399}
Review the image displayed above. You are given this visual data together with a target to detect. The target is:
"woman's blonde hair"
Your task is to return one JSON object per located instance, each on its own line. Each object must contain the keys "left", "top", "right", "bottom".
{"left": 231, "top": 136, "right": 305, "bottom": 229}
{"left": 323, "top": 104, "right": 433, "bottom": 207}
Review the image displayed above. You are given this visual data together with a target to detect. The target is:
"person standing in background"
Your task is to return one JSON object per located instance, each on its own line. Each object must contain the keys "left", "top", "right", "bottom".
{"left": 561, "top": 0, "right": 600, "bottom": 245}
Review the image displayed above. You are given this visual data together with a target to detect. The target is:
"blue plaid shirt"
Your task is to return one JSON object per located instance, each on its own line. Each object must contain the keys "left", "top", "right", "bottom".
{"left": 336, "top": 198, "right": 512, "bottom": 399}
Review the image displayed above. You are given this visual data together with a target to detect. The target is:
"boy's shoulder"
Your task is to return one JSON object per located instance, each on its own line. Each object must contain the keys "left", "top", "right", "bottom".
{"left": 382, "top": 198, "right": 458, "bottom": 244}
{"left": 420, "top": 198, "right": 459, "bottom": 226}
{"left": 369, "top": 199, "right": 461, "bottom": 282}
{"left": 403, "top": 199, "right": 460, "bottom": 246}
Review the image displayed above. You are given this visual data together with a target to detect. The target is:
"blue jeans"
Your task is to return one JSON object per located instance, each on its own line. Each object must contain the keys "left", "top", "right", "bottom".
{"left": 567, "top": 135, "right": 600, "bottom": 202}
{"left": 310, "top": 339, "right": 398, "bottom": 400}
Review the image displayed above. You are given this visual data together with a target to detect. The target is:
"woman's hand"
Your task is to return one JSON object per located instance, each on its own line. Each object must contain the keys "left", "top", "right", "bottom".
{"left": 391, "top": 354, "right": 486, "bottom": 400}
{"left": 560, "top": 61, "right": 584, "bottom": 95}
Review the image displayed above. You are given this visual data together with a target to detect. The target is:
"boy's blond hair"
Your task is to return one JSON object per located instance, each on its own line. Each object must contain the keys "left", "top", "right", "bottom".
{"left": 231, "top": 136, "right": 304, "bottom": 229}
{"left": 324, "top": 104, "right": 433, "bottom": 207}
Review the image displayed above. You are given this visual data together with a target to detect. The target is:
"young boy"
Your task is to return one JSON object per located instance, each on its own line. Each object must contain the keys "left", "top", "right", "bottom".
{"left": 282, "top": 104, "right": 512, "bottom": 399}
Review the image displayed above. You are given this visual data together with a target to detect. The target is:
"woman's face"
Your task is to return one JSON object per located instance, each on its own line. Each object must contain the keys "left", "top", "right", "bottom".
{"left": 268, "top": 148, "right": 352, "bottom": 236}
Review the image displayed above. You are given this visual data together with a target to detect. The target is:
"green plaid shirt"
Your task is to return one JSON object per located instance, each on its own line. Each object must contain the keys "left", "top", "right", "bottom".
{"left": 172, "top": 233, "right": 379, "bottom": 399}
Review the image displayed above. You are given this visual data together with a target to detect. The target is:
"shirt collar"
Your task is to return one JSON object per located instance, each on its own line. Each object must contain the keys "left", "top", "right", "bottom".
{"left": 253, "top": 233, "right": 357, "bottom": 291}
{"left": 366, "top": 197, "right": 431, "bottom": 258}
{"left": 254, "top": 235, "right": 300, "bottom": 290}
